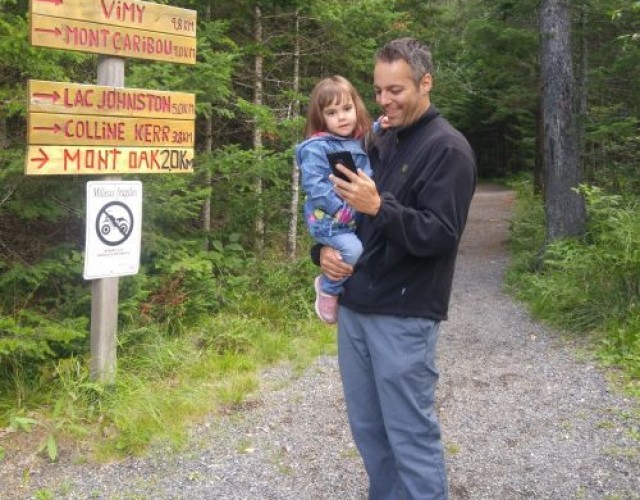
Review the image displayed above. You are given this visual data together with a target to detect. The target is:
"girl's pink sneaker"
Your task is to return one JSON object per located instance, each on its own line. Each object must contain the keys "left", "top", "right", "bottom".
{"left": 314, "top": 275, "right": 338, "bottom": 324}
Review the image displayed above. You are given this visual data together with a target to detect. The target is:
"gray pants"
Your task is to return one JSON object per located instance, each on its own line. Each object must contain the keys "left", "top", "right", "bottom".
{"left": 338, "top": 306, "right": 448, "bottom": 500}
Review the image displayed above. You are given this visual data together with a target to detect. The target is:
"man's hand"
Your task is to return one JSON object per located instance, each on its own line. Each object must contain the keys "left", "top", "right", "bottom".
{"left": 330, "top": 166, "right": 382, "bottom": 216}
{"left": 320, "top": 246, "right": 353, "bottom": 281}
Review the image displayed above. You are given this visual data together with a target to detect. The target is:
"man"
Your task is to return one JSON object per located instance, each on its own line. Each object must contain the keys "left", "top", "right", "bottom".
{"left": 317, "top": 38, "right": 476, "bottom": 499}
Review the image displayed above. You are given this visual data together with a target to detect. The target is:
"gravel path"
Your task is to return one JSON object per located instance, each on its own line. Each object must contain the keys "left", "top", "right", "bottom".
{"left": 2, "top": 185, "right": 638, "bottom": 499}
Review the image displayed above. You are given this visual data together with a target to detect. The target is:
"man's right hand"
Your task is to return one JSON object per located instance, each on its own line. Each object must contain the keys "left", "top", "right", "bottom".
{"left": 320, "top": 246, "right": 353, "bottom": 281}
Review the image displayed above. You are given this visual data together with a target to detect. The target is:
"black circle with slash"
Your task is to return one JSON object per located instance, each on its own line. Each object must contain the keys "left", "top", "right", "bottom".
{"left": 96, "top": 201, "right": 134, "bottom": 246}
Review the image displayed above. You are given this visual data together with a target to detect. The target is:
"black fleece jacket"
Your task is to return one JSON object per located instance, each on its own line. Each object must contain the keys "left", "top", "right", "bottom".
{"left": 318, "top": 106, "right": 476, "bottom": 320}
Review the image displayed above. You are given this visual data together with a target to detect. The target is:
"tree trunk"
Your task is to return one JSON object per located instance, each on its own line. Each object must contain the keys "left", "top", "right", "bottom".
{"left": 0, "top": 109, "right": 8, "bottom": 149}
{"left": 202, "top": 3, "right": 213, "bottom": 250}
{"left": 253, "top": 2, "right": 265, "bottom": 252}
{"left": 534, "top": 90, "right": 544, "bottom": 195}
{"left": 540, "top": 0, "right": 586, "bottom": 241}
{"left": 286, "top": 9, "right": 301, "bottom": 259}
{"left": 202, "top": 116, "right": 213, "bottom": 250}
{"left": 577, "top": 2, "right": 589, "bottom": 179}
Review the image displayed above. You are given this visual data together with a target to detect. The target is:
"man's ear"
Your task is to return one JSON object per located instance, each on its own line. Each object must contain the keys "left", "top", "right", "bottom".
{"left": 420, "top": 73, "right": 433, "bottom": 94}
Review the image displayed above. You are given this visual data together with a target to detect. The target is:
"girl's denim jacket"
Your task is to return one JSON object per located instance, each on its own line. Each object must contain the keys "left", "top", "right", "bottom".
{"left": 295, "top": 133, "right": 373, "bottom": 238}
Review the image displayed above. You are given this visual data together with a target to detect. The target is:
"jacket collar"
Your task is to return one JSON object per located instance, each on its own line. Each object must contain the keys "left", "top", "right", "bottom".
{"left": 395, "top": 105, "right": 440, "bottom": 140}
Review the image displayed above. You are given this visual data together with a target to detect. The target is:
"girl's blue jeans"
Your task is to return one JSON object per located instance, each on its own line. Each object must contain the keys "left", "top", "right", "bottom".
{"left": 314, "top": 231, "right": 363, "bottom": 296}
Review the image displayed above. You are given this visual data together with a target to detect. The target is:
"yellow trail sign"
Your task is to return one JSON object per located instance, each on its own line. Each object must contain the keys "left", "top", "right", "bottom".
{"left": 29, "top": 80, "right": 196, "bottom": 119}
{"left": 28, "top": 112, "right": 195, "bottom": 147}
{"left": 30, "top": 13, "right": 196, "bottom": 64}
{"left": 26, "top": 145, "right": 194, "bottom": 175}
{"left": 30, "top": 0, "right": 196, "bottom": 37}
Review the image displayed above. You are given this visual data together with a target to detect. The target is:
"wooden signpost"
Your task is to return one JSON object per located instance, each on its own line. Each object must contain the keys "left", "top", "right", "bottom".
{"left": 27, "top": 0, "right": 198, "bottom": 383}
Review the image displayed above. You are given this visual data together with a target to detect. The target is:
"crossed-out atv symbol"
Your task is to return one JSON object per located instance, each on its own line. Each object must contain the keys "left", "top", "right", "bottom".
{"left": 100, "top": 213, "right": 129, "bottom": 236}
{"left": 96, "top": 201, "right": 134, "bottom": 246}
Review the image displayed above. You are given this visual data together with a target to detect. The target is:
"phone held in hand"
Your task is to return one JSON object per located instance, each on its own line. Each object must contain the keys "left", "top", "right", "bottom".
{"left": 326, "top": 151, "right": 358, "bottom": 182}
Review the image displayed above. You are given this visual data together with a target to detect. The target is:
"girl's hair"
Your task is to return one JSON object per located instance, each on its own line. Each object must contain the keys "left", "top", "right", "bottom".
{"left": 304, "top": 76, "right": 372, "bottom": 138}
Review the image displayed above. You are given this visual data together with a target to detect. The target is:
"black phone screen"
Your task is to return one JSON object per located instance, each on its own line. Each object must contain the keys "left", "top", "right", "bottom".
{"left": 326, "top": 151, "right": 358, "bottom": 182}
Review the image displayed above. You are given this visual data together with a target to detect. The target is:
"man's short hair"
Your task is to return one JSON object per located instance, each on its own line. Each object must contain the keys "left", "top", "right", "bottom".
{"left": 376, "top": 38, "right": 434, "bottom": 85}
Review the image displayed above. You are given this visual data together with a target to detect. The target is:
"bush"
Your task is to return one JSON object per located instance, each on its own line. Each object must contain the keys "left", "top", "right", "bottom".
{"left": 506, "top": 182, "right": 639, "bottom": 389}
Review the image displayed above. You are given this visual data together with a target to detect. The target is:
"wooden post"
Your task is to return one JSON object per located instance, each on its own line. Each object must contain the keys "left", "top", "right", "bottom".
{"left": 90, "top": 56, "right": 124, "bottom": 384}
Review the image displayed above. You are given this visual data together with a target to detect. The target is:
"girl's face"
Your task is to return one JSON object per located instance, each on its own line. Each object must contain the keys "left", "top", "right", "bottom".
{"left": 322, "top": 94, "right": 357, "bottom": 137}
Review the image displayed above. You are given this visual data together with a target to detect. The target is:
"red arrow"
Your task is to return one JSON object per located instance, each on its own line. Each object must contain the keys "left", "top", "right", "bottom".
{"left": 30, "top": 148, "right": 50, "bottom": 170}
{"left": 36, "top": 0, "right": 64, "bottom": 5}
{"left": 34, "top": 27, "right": 62, "bottom": 37}
{"left": 33, "top": 124, "right": 62, "bottom": 134}
{"left": 33, "top": 91, "right": 61, "bottom": 103}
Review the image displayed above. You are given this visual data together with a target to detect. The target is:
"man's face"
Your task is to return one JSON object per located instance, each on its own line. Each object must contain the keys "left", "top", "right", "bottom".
{"left": 373, "top": 59, "right": 431, "bottom": 128}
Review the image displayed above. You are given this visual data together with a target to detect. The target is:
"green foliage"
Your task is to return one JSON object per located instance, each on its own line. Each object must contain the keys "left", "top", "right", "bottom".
{"left": 222, "top": 251, "right": 320, "bottom": 322}
{"left": 0, "top": 245, "right": 87, "bottom": 311}
{"left": 584, "top": 111, "right": 639, "bottom": 192}
{"left": 9, "top": 415, "right": 38, "bottom": 432}
{"left": 130, "top": 233, "right": 249, "bottom": 333}
{"left": 201, "top": 145, "right": 294, "bottom": 238}
{"left": 507, "top": 181, "right": 640, "bottom": 387}
{"left": 580, "top": 0, "right": 640, "bottom": 193}
{"left": 3, "top": 357, "right": 102, "bottom": 461}
{"left": 300, "top": 0, "right": 403, "bottom": 111}
{"left": 442, "top": 13, "right": 538, "bottom": 177}
{"left": 0, "top": 312, "right": 87, "bottom": 363}
{"left": 505, "top": 178, "right": 546, "bottom": 273}
{"left": 0, "top": 253, "right": 335, "bottom": 460}
{"left": 34, "top": 490, "right": 54, "bottom": 500}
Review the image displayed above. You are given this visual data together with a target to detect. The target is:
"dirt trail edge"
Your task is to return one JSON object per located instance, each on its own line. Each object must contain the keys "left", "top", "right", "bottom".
{"left": 2, "top": 185, "right": 638, "bottom": 499}
{"left": 442, "top": 185, "right": 638, "bottom": 499}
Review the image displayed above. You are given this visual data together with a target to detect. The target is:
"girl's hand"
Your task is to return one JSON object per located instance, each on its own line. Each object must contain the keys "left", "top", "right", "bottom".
{"left": 320, "top": 246, "right": 353, "bottom": 281}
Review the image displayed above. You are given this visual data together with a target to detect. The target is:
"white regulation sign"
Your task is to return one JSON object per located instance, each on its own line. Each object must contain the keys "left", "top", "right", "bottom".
{"left": 84, "top": 180, "right": 142, "bottom": 280}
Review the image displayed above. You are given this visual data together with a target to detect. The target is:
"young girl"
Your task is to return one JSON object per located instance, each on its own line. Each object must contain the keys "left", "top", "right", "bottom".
{"left": 295, "top": 76, "right": 375, "bottom": 324}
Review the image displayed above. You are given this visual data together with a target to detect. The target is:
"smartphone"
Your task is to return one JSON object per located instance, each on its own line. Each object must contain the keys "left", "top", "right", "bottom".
{"left": 326, "top": 151, "right": 358, "bottom": 182}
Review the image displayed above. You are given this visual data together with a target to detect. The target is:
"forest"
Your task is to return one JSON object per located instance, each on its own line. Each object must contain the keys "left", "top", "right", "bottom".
{"left": 0, "top": 0, "right": 638, "bottom": 460}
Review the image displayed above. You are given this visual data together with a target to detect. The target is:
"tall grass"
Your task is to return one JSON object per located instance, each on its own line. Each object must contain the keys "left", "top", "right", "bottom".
{"left": 0, "top": 255, "right": 336, "bottom": 461}
{"left": 506, "top": 182, "right": 639, "bottom": 395}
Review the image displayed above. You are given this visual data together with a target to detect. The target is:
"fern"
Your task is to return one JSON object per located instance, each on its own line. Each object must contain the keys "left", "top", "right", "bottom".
{"left": 0, "top": 311, "right": 87, "bottom": 362}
